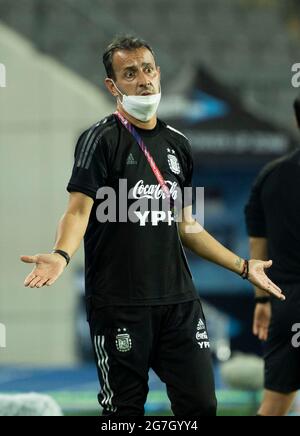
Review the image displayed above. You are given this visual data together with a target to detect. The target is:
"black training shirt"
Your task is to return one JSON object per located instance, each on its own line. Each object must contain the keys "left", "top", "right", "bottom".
{"left": 245, "top": 148, "right": 300, "bottom": 283}
{"left": 67, "top": 114, "right": 198, "bottom": 308}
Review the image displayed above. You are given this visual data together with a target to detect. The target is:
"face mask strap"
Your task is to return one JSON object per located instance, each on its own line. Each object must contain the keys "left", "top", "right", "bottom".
{"left": 108, "top": 79, "right": 125, "bottom": 103}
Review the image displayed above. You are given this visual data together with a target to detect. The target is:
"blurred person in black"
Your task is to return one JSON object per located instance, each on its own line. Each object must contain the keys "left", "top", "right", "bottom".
{"left": 21, "top": 35, "right": 284, "bottom": 417}
{"left": 245, "top": 97, "right": 300, "bottom": 416}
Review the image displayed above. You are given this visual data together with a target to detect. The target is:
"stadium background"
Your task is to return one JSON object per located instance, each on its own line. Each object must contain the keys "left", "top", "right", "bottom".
{"left": 0, "top": 0, "right": 299, "bottom": 416}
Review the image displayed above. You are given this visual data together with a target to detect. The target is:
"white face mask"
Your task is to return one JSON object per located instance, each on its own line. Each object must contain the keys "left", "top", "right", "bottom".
{"left": 111, "top": 81, "right": 161, "bottom": 122}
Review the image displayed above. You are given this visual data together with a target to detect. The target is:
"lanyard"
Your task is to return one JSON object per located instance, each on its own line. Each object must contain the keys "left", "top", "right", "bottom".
{"left": 114, "top": 111, "right": 174, "bottom": 208}
{"left": 114, "top": 111, "right": 193, "bottom": 278}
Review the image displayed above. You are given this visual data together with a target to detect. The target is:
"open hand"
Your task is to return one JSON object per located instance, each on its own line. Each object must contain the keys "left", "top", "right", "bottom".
{"left": 248, "top": 260, "right": 285, "bottom": 301}
{"left": 21, "top": 253, "right": 67, "bottom": 288}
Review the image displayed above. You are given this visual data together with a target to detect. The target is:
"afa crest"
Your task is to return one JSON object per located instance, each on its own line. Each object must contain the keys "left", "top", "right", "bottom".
{"left": 167, "top": 149, "right": 181, "bottom": 175}
{"left": 115, "top": 330, "right": 132, "bottom": 353}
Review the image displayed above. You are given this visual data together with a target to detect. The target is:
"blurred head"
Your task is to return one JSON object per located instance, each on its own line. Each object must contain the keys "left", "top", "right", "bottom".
{"left": 103, "top": 35, "right": 160, "bottom": 98}
{"left": 294, "top": 96, "right": 300, "bottom": 129}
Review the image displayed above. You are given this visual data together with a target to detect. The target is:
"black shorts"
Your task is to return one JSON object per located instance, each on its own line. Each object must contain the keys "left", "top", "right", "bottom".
{"left": 89, "top": 299, "right": 217, "bottom": 416}
{"left": 264, "top": 282, "right": 300, "bottom": 393}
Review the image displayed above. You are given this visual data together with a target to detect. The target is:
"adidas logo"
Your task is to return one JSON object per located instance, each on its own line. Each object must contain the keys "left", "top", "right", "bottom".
{"left": 126, "top": 153, "right": 137, "bottom": 165}
{"left": 197, "top": 318, "right": 205, "bottom": 331}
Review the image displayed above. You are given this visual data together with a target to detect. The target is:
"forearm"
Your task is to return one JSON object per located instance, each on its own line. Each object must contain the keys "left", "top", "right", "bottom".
{"left": 53, "top": 211, "right": 89, "bottom": 258}
{"left": 21, "top": 193, "right": 93, "bottom": 288}
{"left": 249, "top": 237, "right": 269, "bottom": 297}
{"left": 180, "top": 220, "right": 245, "bottom": 275}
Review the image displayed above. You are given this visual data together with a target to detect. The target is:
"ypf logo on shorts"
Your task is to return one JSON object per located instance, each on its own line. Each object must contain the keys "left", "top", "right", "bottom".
{"left": 0, "top": 323, "right": 6, "bottom": 348}
{"left": 291, "top": 323, "right": 300, "bottom": 348}
{"left": 115, "top": 328, "right": 132, "bottom": 353}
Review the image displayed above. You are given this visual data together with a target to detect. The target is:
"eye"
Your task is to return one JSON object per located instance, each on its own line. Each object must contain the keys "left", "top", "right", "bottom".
{"left": 124, "top": 70, "right": 135, "bottom": 79}
{"left": 145, "top": 66, "right": 154, "bottom": 74}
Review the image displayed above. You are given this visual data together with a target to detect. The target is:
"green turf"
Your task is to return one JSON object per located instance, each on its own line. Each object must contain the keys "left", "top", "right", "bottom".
{"left": 52, "top": 389, "right": 261, "bottom": 416}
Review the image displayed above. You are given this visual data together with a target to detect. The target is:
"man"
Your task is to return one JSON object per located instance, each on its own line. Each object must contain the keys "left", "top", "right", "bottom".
{"left": 21, "top": 36, "right": 284, "bottom": 416}
{"left": 245, "top": 97, "right": 300, "bottom": 416}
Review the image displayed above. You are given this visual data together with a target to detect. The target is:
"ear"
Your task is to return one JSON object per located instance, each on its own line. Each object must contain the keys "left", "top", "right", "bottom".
{"left": 105, "top": 78, "right": 118, "bottom": 98}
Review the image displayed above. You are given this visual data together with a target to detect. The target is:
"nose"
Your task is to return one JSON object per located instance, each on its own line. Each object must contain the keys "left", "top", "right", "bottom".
{"left": 137, "top": 70, "right": 152, "bottom": 88}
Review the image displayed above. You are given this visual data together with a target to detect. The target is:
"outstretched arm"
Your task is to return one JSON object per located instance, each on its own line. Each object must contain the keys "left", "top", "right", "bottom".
{"left": 21, "top": 192, "right": 94, "bottom": 288}
{"left": 178, "top": 206, "right": 285, "bottom": 301}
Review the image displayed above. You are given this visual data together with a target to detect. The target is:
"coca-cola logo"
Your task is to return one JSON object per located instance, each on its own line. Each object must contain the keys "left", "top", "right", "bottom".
{"left": 132, "top": 180, "right": 178, "bottom": 200}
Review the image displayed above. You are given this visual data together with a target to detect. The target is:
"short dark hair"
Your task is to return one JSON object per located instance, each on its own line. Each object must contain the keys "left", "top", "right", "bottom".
{"left": 294, "top": 96, "right": 300, "bottom": 129}
{"left": 103, "top": 35, "right": 155, "bottom": 80}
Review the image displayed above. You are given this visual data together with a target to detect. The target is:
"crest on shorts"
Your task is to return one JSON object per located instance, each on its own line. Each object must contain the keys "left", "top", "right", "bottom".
{"left": 115, "top": 329, "right": 132, "bottom": 353}
{"left": 167, "top": 148, "right": 181, "bottom": 175}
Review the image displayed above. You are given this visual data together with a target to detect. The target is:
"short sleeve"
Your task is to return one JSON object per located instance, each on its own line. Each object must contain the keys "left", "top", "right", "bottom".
{"left": 67, "top": 129, "right": 109, "bottom": 200}
{"left": 245, "top": 174, "right": 267, "bottom": 237}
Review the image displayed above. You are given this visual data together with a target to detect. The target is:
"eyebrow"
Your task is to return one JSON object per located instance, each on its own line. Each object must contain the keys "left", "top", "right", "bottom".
{"left": 123, "top": 62, "right": 154, "bottom": 71}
